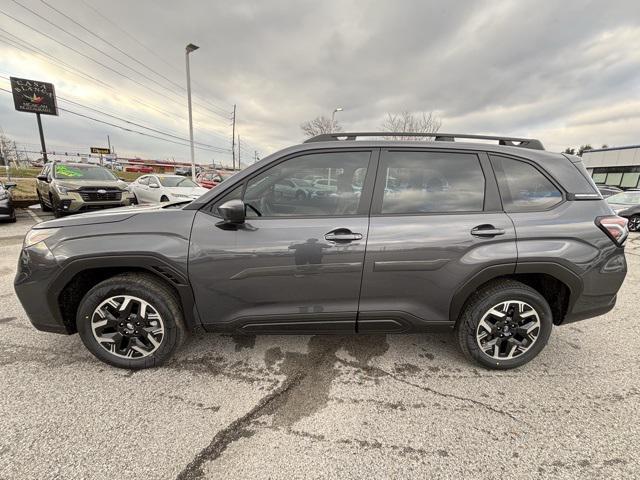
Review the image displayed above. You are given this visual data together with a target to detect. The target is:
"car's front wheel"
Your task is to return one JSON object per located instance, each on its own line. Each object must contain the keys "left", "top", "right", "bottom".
{"left": 456, "top": 279, "right": 553, "bottom": 369}
{"left": 37, "top": 191, "right": 52, "bottom": 212}
{"left": 76, "top": 273, "right": 186, "bottom": 369}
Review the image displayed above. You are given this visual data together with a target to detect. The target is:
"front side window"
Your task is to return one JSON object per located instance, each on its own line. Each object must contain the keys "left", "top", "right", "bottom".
{"left": 380, "top": 151, "right": 485, "bottom": 214}
{"left": 491, "top": 156, "right": 562, "bottom": 211}
{"left": 243, "top": 151, "right": 370, "bottom": 217}
{"left": 159, "top": 176, "right": 198, "bottom": 188}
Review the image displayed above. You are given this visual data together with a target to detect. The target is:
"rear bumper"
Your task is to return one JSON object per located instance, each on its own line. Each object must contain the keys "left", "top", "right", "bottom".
{"left": 558, "top": 249, "right": 627, "bottom": 325}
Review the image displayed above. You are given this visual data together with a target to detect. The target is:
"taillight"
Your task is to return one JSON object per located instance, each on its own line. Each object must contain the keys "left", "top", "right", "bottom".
{"left": 596, "top": 215, "right": 628, "bottom": 246}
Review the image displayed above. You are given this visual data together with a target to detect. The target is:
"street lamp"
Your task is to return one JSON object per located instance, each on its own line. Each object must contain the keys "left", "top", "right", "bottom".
{"left": 185, "top": 43, "right": 199, "bottom": 180}
{"left": 331, "top": 107, "right": 343, "bottom": 133}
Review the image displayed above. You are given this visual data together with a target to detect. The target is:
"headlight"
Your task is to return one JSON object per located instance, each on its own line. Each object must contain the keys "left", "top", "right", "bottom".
{"left": 55, "top": 184, "right": 69, "bottom": 195}
{"left": 0, "top": 191, "right": 8, "bottom": 201}
{"left": 24, "top": 228, "right": 59, "bottom": 248}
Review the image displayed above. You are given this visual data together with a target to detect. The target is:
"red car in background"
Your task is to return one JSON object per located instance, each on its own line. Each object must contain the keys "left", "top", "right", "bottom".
{"left": 197, "top": 171, "right": 232, "bottom": 189}
{"left": 125, "top": 164, "right": 154, "bottom": 173}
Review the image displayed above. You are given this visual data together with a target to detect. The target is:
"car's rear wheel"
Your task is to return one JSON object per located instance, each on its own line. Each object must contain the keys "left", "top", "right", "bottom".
{"left": 76, "top": 273, "right": 186, "bottom": 369}
{"left": 456, "top": 279, "right": 553, "bottom": 369}
{"left": 160, "top": 195, "right": 169, "bottom": 202}
{"left": 628, "top": 215, "right": 640, "bottom": 232}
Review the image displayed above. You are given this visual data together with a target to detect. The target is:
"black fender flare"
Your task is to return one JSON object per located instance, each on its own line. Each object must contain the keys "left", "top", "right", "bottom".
{"left": 448, "top": 262, "right": 583, "bottom": 322}
{"left": 48, "top": 254, "right": 201, "bottom": 331}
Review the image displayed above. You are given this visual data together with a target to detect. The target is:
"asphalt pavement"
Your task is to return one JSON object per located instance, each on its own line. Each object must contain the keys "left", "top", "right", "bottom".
{"left": 0, "top": 208, "right": 638, "bottom": 479}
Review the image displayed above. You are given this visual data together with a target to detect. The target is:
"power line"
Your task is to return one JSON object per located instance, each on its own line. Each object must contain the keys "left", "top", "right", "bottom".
{"left": 0, "top": 86, "right": 230, "bottom": 154}
{"left": 0, "top": 32, "right": 232, "bottom": 143}
{"left": 0, "top": 73, "right": 230, "bottom": 148}
{"left": 1, "top": 5, "right": 231, "bottom": 124}
{"left": 78, "top": 0, "right": 235, "bottom": 116}
{"left": 11, "top": 0, "right": 232, "bottom": 120}
{"left": 38, "top": 0, "right": 184, "bottom": 93}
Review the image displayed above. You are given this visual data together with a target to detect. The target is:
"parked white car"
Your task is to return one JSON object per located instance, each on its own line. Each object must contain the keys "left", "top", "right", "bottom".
{"left": 129, "top": 174, "right": 208, "bottom": 204}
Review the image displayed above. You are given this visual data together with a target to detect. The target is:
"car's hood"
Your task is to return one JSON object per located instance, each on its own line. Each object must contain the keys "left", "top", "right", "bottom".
{"left": 167, "top": 186, "right": 208, "bottom": 197}
{"left": 55, "top": 179, "right": 127, "bottom": 190}
{"left": 33, "top": 202, "right": 187, "bottom": 229}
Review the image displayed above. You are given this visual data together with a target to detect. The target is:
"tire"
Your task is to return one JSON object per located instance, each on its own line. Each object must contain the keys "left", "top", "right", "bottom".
{"left": 38, "top": 191, "right": 51, "bottom": 212}
{"left": 628, "top": 215, "right": 640, "bottom": 232}
{"left": 295, "top": 190, "right": 306, "bottom": 200}
{"left": 51, "top": 194, "right": 64, "bottom": 218}
{"left": 131, "top": 193, "right": 139, "bottom": 205}
{"left": 455, "top": 279, "right": 553, "bottom": 370}
{"left": 160, "top": 195, "right": 169, "bottom": 202}
{"left": 76, "top": 273, "right": 186, "bottom": 369}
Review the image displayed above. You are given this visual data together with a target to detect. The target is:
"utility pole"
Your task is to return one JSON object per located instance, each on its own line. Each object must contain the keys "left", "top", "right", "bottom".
{"left": 254, "top": 150, "right": 258, "bottom": 164}
{"left": 36, "top": 113, "right": 49, "bottom": 163}
{"left": 185, "top": 43, "right": 199, "bottom": 181}
{"left": 238, "top": 135, "right": 241, "bottom": 170}
{"left": 231, "top": 104, "right": 236, "bottom": 170}
{"left": 107, "top": 135, "right": 111, "bottom": 152}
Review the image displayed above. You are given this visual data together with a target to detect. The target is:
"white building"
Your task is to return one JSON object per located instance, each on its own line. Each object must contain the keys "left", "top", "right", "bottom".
{"left": 582, "top": 145, "right": 640, "bottom": 189}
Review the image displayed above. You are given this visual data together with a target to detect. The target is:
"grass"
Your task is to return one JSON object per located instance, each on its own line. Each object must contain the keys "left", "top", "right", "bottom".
{"left": 0, "top": 177, "right": 37, "bottom": 201}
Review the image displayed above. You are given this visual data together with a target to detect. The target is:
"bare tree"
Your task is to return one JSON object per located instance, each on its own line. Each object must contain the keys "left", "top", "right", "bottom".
{"left": 380, "top": 111, "right": 442, "bottom": 140}
{"left": 300, "top": 116, "right": 341, "bottom": 138}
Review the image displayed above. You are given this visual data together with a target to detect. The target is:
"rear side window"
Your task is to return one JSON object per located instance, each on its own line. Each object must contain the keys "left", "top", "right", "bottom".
{"left": 379, "top": 151, "right": 485, "bottom": 214}
{"left": 490, "top": 156, "right": 562, "bottom": 211}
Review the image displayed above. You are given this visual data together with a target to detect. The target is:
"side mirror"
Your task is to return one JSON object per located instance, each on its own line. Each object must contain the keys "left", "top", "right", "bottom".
{"left": 149, "top": 182, "right": 160, "bottom": 188}
{"left": 36, "top": 175, "right": 49, "bottom": 182}
{"left": 218, "top": 199, "right": 245, "bottom": 224}
{"left": 5, "top": 182, "right": 17, "bottom": 189}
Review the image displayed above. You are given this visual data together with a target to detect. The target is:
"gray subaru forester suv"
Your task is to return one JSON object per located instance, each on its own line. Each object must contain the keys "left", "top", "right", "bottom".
{"left": 14, "top": 133, "right": 628, "bottom": 370}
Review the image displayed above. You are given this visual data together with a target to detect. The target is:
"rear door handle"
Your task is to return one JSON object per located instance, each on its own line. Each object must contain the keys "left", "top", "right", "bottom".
{"left": 325, "top": 229, "right": 363, "bottom": 242}
{"left": 471, "top": 225, "right": 505, "bottom": 237}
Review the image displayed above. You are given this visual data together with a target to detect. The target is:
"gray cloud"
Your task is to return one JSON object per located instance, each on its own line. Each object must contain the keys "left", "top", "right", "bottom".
{"left": 1, "top": 0, "right": 639, "bottom": 166}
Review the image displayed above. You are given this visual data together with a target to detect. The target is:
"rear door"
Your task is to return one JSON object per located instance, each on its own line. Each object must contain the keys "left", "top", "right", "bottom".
{"left": 133, "top": 175, "right": 150, "bottom": 202}
{"left": 358, "top": 148, "right": 517, "bottom": 332}
{"left": 188, "top": 148, "right": 377, "bottom": 333}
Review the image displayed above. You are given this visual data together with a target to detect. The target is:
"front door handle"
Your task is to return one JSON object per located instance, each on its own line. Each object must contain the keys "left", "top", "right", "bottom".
{"left": 471, "top": 225, "right": 505, "bottom": 237}
{"left": 325, "top": 229, "right": 363, "bottom": 242}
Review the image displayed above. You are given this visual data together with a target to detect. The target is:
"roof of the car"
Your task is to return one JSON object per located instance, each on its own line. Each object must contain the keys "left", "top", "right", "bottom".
{"left": 279, "top": 139, "right": 563, "bottom": 161}
{"left": 186, "top": 138, "right": 572, "bottom": 210}
{"left": 53, "top": 162, "right": 101, "bottom": 167}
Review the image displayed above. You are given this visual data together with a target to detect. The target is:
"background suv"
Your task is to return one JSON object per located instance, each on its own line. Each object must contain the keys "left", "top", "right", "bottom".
{"left": 36, "top": 162, "right": 135, "bottom": 217}
{"left": 16, "top": 133, "right": 627, "bottom": 370}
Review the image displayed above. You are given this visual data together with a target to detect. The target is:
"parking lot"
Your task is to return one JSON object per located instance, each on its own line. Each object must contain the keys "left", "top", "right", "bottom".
{"left": 0, "top": 208, "right": 638, "bottom": 479}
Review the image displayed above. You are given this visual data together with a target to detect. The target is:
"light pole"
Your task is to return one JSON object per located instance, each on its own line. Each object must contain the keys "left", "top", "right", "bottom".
{"left": 330, "top": 107, "right": 343, "bottom": 133}
{"left": 185, "top": 43, "right": 199, "bottom": 180}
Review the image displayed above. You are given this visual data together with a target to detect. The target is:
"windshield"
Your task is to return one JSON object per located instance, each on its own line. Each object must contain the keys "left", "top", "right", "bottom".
{"left": 607, "top": 191, "right": 640, "bottom": 205}
{"left": 54, "top": 164, "right": 117, "bottom": 180}
{"left": 158, "top": 176, "right": 198, "bottom": 188}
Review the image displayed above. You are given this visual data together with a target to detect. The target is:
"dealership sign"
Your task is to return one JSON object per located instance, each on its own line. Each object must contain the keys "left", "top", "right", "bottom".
{"left": 91, "top": 147, "right": 111, "bottom": 155}
{"left": 10, "top": 77, "right": 58, "bottom": 116}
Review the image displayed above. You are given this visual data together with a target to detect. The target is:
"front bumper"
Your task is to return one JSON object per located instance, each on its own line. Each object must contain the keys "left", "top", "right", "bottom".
{"left": 55, "top": 191, "right": 135, "bottom": 213}
{"left": 14, "top": 243, "right": 70, "bottom": 334}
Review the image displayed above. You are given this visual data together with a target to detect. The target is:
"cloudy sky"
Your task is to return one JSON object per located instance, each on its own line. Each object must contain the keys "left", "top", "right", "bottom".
{"left": 0, "top": 0, "right": 639, "bottom": 167}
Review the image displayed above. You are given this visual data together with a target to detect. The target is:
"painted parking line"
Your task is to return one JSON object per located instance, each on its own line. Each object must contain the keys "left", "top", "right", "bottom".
{"left": 25, "top": 209, "right": 44, "bottom": 223}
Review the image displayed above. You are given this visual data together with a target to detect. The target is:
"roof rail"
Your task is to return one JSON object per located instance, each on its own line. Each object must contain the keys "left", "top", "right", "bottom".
{"left": 304, "top": 132, "right": 545, "bottom": 150}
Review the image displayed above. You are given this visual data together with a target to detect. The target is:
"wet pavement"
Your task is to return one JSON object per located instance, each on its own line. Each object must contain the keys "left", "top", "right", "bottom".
{"left": 1, "top": 208, "right": 638, "bottom": 479}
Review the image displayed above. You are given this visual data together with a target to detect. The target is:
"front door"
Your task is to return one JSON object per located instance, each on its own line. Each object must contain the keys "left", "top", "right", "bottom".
{"left": 358, "top": 148, "right": 517, "bottom": 332}
{"left": 188, "top": 149, "right": 376, "bottom": 333}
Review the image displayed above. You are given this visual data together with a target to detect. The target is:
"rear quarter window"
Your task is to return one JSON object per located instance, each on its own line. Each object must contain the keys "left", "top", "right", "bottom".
{"left": 490, "top": 155, "right": 562, "bottom": 212}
